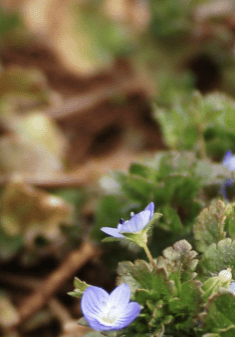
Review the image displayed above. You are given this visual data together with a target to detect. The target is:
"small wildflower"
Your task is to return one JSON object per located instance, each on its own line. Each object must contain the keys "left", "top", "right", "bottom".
{"left": 223, "top": 150, "right": 235, "bottom": 171}
{"left": 229, "top": 281, "right": 235, "bottom": 295}
{"left": 81, "top": 284, "right": 141, "bottom": 331}
{"left": 101, "top": 202, "right": 154, "bottom": 238}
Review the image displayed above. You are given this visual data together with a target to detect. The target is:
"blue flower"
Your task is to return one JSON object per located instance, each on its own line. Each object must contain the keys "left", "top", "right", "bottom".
{"left": 81, "top": 283, "right": 141, "bottom": 331}
{"left": 229, "top": 282, "right": 235, "bottom": 295}
{"left": 223, "top": 150, "right": 235, "bottom": 171}
{"left": 101, "top": 202, "right": 154, "bottom": 238}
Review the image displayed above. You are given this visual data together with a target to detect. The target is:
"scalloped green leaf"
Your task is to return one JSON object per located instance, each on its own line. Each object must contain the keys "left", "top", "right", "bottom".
{"left": 193, "top": 200, "right": 227, "bottom": 253}
{"left": 117, "top": 259, "right": 174, "bottom": 301}
{"left": 158, "top": 240, "right": 198, "bottom": 283}
{"left": 200, "top": 291, "right": 235, "bottom": 334}
{"left": 117, "top": 259, "right": 153, "bottom": 294}
{"left": 199, "top": 239, "right": 235, "bottom": 277}
{"left": 173, "top": 280, "right": 203, "bottom": 329}
{"left": 151, "top": 268, "right": 174, "bottom": 300}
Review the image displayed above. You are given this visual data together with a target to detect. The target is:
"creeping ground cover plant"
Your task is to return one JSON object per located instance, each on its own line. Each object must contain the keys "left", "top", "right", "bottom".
{"left": 70, "top": 197, "right": 235, "bottom": 337}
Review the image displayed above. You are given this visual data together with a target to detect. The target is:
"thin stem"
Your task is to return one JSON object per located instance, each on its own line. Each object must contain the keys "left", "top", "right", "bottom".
{"left": 143, "top": 244, "right": 155, "bottom": 269}
{"left": 196, "top": 123, "right": 207, "bottom": 159}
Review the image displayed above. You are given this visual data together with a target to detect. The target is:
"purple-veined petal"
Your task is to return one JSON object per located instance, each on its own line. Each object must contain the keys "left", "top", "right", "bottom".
{"left": 83, "top": 316, "right": 115, "bottom": 331}
{"left": 109, "top": 284, "right": 131, "bottom": 311}
{"left": 144, "top": 202, "right": 154, "bottom": 220}
{"left": 81, "top": 284, "right": 141, "bottom": 331}
{"left": 121, "top": 210, "right": 150, "bottom": 232}
{"left": 81, "top": 286, "right": 109, "bottom": 318}
{"left": 111, "top": 301, "right": 141, "bottom": 330}
{"left": 101, "top": 227, "right": 125, "bottom": 238}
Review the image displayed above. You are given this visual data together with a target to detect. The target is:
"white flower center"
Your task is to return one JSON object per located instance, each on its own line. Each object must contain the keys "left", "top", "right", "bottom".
{"left": 99, "top": 304, "right": 118, "bottom": 325}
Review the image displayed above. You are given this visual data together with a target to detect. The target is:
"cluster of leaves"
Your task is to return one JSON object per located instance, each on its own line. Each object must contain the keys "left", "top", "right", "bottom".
{"left": 155, "top": 91, "right": 235, "bottom": 161}
{"left": 94, "top": 150, "right": 233, "bottom": 262}
{"left": 72, "top": 199, "right": 235, "bottom": 337}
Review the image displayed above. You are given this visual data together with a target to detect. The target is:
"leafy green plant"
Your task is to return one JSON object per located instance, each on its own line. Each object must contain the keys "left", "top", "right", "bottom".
{"left": 71, "top": 198, "right": 235, "bottom": 337}
{"left": 155, "top": 91, "right": 235, "bottom": 161}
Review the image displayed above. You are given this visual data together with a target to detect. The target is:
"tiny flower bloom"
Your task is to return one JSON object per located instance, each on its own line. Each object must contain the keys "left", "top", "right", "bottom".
{"left": 218, "top": 268, "right": 232, "bottom": 283}
{"left": 223, "top": 150, "right": 235, "bottom": 171}
{"left": 229, "top": 282, "right": 235, "bottom": 295}
{"left": 101, "top": 202, "right": 154, "bottom": 238}
{"left": 221, "top": 178, "right": 233, "bottom": 201}
{"left": 81, "top": 284, "right": 141, "bottom": 331}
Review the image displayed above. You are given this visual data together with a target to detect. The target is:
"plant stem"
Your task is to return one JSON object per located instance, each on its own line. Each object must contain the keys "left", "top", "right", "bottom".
{"left": 143, "top": 245, "right": 155, "bottom": 269}
{"left": 196, "top": 123, "right": 207, "bottom": 159}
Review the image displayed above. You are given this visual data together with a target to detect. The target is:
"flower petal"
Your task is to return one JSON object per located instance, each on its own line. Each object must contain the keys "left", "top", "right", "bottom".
{"left": 109, "top": 284, "right": 131, "bottom": 311}
{"left": 223, "top": 150, "right": 232, "bottom": 166}
{"left": 144, "top": 202, "right": 154, "bottom": 220}
{"left": 228, "top": 157, "right": 235, "bottom": 171}
{"left": 121, "top": 210, "right": 150, "bottom": 232}
{"left": 101, "top": 227, "right": 124, "bottom": 238}
{"left": 81, "top": 286, "right": 109, "bottom": 318}
{"left": 83, "top": 316, "right": 115, "bottom": 331}
{"left": 111, "top": 301, "right": 141, "bottom": 330}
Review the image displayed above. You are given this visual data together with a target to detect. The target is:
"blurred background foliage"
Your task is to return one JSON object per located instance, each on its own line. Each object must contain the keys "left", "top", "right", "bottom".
{"left": 1, "top": 0, "right": 235, "bottom": 336}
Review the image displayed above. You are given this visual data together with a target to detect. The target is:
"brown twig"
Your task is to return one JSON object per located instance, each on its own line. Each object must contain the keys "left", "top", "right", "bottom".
{"left": 14, "top": 241, "right": 98, "bottom": 327}
{"left": 45, "top": 73, "right": 154, "bottom": 121}
{"left": 0, "top": 173, "right": 85, "bottom": 188}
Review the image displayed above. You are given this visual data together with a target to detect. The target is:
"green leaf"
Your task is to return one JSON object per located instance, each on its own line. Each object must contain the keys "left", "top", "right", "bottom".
{"left": 121, "top": 231, "right": 148, "bottom": 247}
{"left": 158, "top": 205, "right": 182, "bottom": 232}
{"left": 117, "top": 259, "right": 153, "bottom": 294}
{"left": 158, "top": 240, "right": 198, "bottom": 283}
{"left": 199, "top": 239, "right": 235, "bottom": 278}
{"left": 151, "top": 268, "right": 174, "bottom": 300}
{"left": 83, "top": 332, "right": 104, "bottom": 337}
{"left": 129, "top": 163, "right": 153, "bottom": 179}
{"left": 116, "top": 173, "right": 154, "bottom": 203}
{"left": 78, "top": 317, "right": 90, "bottom": 327}
{"left": 68, "top": 277, "right": 90, "bottom": 298}
{"left": 102, "top": 237, "right": 121, "bottom": 243}
{"left": 74, "top": 277, "right": 90, "bottom": 292}
{"left": 193, "top": 200, "right": 227, "bottom": 253}
{"left": 200, "top": 291, "right": 235, "bottom": 334}
{"left": 174, "top": 280, "right": 203, "bottom": 329}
